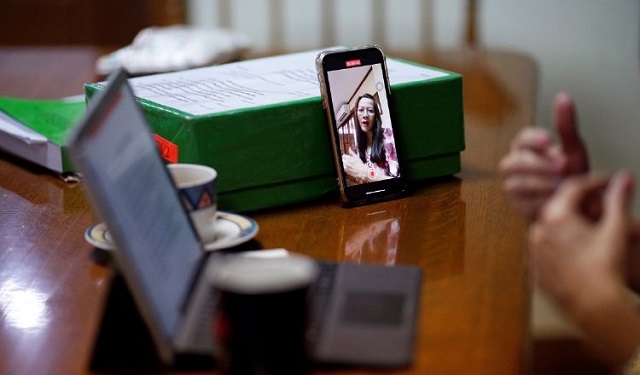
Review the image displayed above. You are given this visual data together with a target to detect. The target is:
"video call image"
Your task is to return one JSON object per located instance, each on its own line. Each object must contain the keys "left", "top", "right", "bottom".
{"left": 328, "top": 64, "right": 400, "bottom": 187}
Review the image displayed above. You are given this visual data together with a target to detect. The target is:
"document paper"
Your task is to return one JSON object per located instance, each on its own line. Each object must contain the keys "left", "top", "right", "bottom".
{"left": 127, "top": 50, "right": 449, "bottom": 116}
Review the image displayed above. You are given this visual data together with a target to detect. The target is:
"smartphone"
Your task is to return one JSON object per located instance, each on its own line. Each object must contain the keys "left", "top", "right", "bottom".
{"left": 316, "top": 45, "right": 407, "bottom": 206}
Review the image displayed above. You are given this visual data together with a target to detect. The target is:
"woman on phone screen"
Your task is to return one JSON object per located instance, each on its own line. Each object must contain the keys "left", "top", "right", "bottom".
{"left": 342, "top": 93, "right": 399, "bottom": 184}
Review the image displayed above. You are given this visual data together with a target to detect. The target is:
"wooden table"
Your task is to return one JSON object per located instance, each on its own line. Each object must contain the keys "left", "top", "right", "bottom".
{"left": 0, "top": 46, "right": 536, "bottom": 374}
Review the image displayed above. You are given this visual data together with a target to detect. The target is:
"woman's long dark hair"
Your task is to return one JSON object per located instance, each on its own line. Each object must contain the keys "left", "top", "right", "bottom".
{"left": 354, "top": 93, "right": 386, "bottom": 165}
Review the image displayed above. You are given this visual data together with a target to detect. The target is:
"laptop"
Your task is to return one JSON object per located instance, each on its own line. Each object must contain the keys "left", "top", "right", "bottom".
{"left": 68, "top": 69, "right": 422, "bottom": 368}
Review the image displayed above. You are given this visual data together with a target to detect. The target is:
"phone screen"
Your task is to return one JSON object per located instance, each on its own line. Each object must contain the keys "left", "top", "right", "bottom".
{"left": 318, "top": 46, "right": 406, "bottom": 205}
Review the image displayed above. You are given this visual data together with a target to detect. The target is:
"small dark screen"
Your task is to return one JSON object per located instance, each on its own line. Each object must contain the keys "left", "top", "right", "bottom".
{"left": 341, "top": 292, "right": 404, "bottom": 326}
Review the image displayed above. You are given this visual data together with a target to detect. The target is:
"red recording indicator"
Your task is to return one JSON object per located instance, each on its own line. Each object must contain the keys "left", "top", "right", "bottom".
{"left": 345, "top": 59, "right": 362, "bottom": 67}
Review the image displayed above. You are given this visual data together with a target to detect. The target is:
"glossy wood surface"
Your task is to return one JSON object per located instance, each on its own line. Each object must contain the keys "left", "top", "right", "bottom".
{"left": 0, "top": 46, "right": 536, "bottom": 374}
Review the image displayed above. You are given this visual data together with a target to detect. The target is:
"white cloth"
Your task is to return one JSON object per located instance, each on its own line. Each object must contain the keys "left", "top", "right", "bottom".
{"left": 96, "top": 25, "right": 251, "bottom": 75}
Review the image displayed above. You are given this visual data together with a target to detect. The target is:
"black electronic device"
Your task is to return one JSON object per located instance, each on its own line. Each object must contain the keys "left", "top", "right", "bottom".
{"left": 316, "top": 45, "right": 408, "bottom": 206}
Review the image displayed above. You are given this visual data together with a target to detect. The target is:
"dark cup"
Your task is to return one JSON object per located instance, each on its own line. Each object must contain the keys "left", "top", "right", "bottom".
{"left": 209, "top": 253, "right": 318, "bottom": 375}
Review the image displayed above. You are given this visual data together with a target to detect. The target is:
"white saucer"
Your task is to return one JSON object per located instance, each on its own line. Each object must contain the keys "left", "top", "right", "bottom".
{"left": 85, "top": 211, "right": 259, "bottom": 252}
{"left": 204, "top": 211, "right": 259, "bottom": 251}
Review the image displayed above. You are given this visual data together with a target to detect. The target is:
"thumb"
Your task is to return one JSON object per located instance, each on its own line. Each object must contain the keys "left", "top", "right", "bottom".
{"left": 554, "top": 92, "right": 589, "bottom": 175}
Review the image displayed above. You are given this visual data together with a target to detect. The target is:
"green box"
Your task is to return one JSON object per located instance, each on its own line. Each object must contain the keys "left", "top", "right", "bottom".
{"left": 85, "top": 50, "right": 464, "bottom": 212}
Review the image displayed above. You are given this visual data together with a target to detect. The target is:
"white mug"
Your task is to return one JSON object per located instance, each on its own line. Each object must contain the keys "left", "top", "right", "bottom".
{"left": 167, "top": 163, "right": 218, "bottom": 243}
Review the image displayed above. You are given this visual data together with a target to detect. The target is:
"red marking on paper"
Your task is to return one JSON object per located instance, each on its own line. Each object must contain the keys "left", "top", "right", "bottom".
{"left": 153, "top": 134, "right": 179, "bottom": 163}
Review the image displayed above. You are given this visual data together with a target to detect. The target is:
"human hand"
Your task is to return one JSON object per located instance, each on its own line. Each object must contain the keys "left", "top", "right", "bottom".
{"left": 529, "top": 172, "right": 640, "bottom": 363}
{"left": 342, "top": 149, "right": 367, "bottom": 183}
{"left": 499, "top": 92, "right": 590, "bottom": 220}
{"left": 529, "top": 172, "right": 632, "bottom": 306}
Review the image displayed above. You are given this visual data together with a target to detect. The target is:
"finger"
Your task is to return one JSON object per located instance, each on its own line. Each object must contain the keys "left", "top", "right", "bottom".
{"left": 547, "top": 145, "right": 569, "bottom": 176}
{"left": 510, "top": 127, "right": 553, "bottom": 153}
{"left": 554, "top": 92, "right": 589, "bottom": 174}
{"left": 499, "top": 147, "right": 562, "bottom": 176}
{"left": 543, "top": 174, "right": 609, "bottom": 220}
{"left": 602, "top": 171, "right": 634, "bottom": 236}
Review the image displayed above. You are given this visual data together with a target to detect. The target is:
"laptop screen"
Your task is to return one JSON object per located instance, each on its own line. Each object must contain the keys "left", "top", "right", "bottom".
{"left": 68, "top": 70, "right": 203, "bottom": 355}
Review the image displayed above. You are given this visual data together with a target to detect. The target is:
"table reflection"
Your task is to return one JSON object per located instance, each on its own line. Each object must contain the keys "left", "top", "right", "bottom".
{"left": 335, "top": 177, "right": 465, "bottom": 281}
{"left": 342, "top": 213, "right": 400, "bottom": 265}
{"left": 1, "top": 279, "right": 49, "bottom": 331}
{"left": 415, "top": 180, "right": 465, "bottom": 281}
